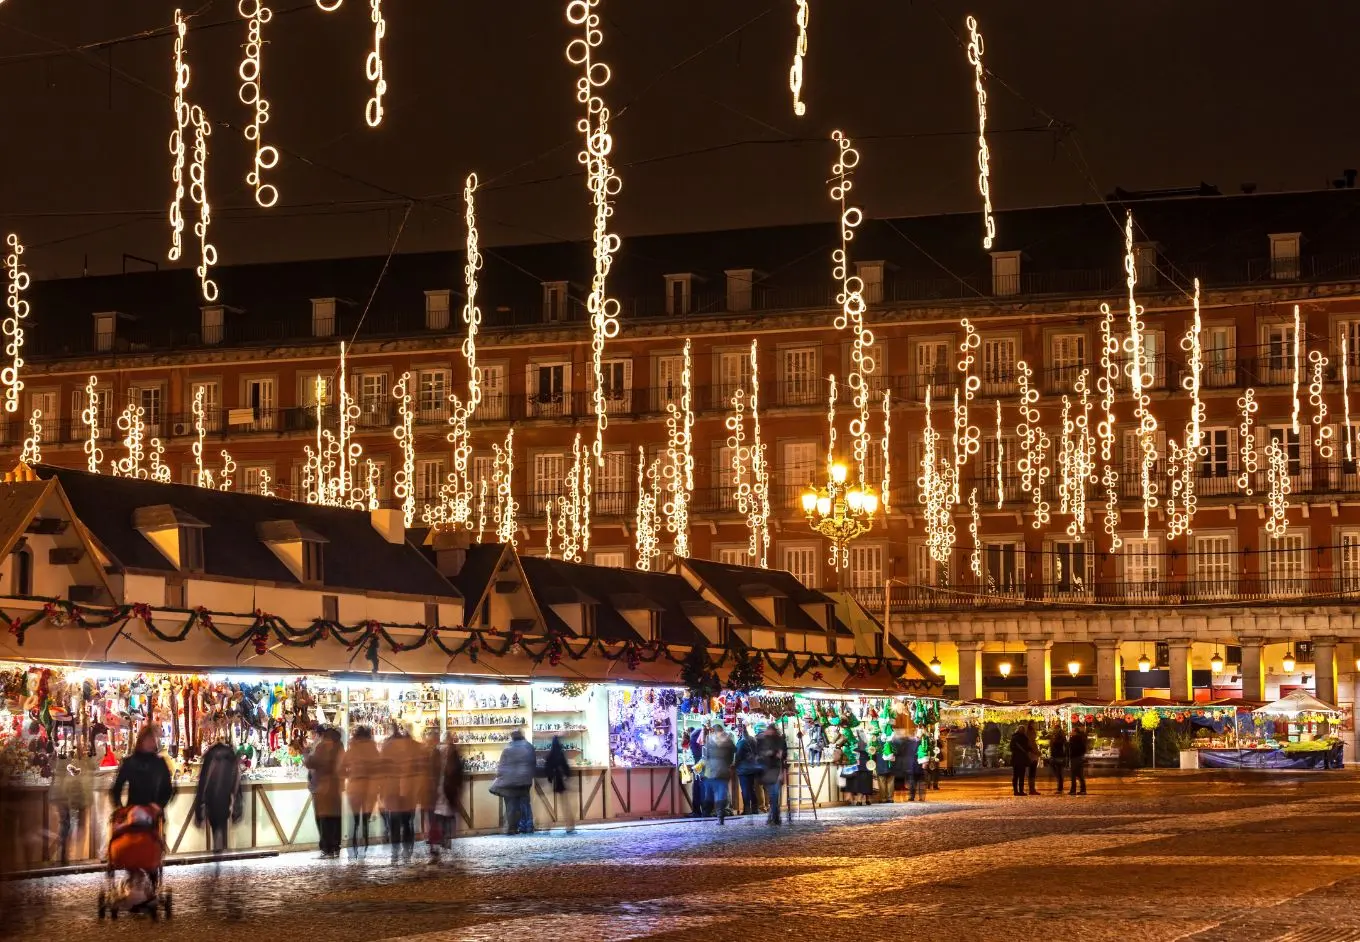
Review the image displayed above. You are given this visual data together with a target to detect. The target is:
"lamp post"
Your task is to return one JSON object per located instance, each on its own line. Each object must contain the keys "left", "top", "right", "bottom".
{"left": 801, "top": 460, "right": 878, "bottom": 589}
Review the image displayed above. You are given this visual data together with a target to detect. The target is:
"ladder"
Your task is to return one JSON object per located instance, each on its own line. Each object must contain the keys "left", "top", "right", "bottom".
{"left": 781, "top": 715, "right": 820, "bottom": 823}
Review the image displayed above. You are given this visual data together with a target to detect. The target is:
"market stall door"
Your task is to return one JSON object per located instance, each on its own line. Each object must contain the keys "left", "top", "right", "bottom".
{"left": 609, "top": 766, "right": 681, "bottom": 819}
{"left": 254, "top": 784, "right": 317, "bottom": 849}
{"left": 578, "top": 768, "right": 609, "bottom": 822}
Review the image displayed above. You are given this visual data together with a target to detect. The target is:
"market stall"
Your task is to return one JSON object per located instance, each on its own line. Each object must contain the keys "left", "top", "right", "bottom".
{"left": 1190, "top": 691, "right": 1344, "bottom": 770}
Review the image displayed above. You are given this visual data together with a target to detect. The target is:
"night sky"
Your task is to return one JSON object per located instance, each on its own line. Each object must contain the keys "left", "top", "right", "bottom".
{"left": 1, "top": 1, "right": 1357, "bottom": 280}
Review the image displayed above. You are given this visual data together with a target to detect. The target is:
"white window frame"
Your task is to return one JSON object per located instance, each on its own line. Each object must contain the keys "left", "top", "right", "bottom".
{"left": 981, "top": 336, "right": 1018, "bottom": 395}
{"left": 781, "top": 543, "right": 819, "bottom": 588}
{"left": 983, "top": 540, "right": 1023, "bottom": 595}
{"left": 532, "top": 452, "right": 566, "bottom": 514}
{"left": 780, "top": 346, "right": 818, "bottom": 406}
{"left": 416, "top": 368, "right": 450, "bottom": 422}
{"left": 542, "top": 282, "right": 569, "bottom": 322}
{"left": 415, "top": 457, "right": 447, "bottom": 503}
{"left": 1340, "top": 530, "right": 1360, "bottom": 593}
{"left": 1269, "top": 232, "right": 1301, "bottom": 280}
{"left": 1263, "top": 531, "right": 1307, "bottom": 596}
{"left": 848, "top": 543, "right": 885, "bottom": 590}
{"left": 915, "top": 339, "right": 951, "bottom": 400}
{"left": 1193, "top": 533, "right": 1236, "bottom": 599}
{"left": 1050, "top": 334, "right": 1086, "bottom": 391}
{"left": 527, "top": 361, "right": 571, "bottom": 418}
{"left": 243, "top": 376, "right": 276, "bottom": 432}
{"left": 1122, "top": 537, "right": 1161, "bottom": 601}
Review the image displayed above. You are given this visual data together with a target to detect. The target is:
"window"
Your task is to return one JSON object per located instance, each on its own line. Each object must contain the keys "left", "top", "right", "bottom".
{"left": 242, "top": 466, "right": 272, "bottom": 496}
{"left": 471, "top": 455, "right": 495, "bottom": 494}
{"left": 10, "top": 546, "right": 31, "bottom": 596}
{"left": 1341, "top": 321, "right": 1360, "bottom": 371}
{"left": 424, "top": 290, "right": 451, "bottom": 330}
{"left": 322, "top": 594, "right": 339, "bottom": 621}
{"left": 188, "top": 381, "right": 220, "bottom": 432}
{"left": 164, "top": 577, "right": 185, "bottom": 609}
{"left": 990, "top": 251, "right": 1021, "bottom": 296}
{"left": 1204, "top": 325, "right": 1235, "bottom": 386}
{"left": 855, "top": 261, "right": 885, "bottom": 304}
{"left": 1264, "top": 532, "right": 1306, "bottom": 596}
{"left": 914, "top": 340, "right": 950, "bottom": 399}
{"left": 528, "top": 362, "right": 570, "bottom": 418}
{"left": 1194, "top": 535, "right": 1235, "bottom": 598}
{"left": 1134, "top": 242, "right": 1159, "bottom": 286}
{"left": 1123, "top": 538, "right": 1160, "bottom": 599}
{"left": 532, "top": 453, "right": 565, "bottom": 513}
{"left": 664, "top": 274, "right": 692, "bottom": 315}
{"left": 596, "top": 450, "right": 628, "bottom": 515}
{"left": 94, "top": 313, "right": 116, "bottom": 352}
{"left": 980, "top": 434, "right": 1014, "bottom": 503}
{"left": 357, "top": 373, "right": 389, "bottom": 426}
{"left": 301, "top": 374, "right": 334, "bottom": 410}
{"left": 982, "top": 337, "right": 1017, "bottom": 392}
{"left": 28, "top": 391, "right": 58, "bottom": 442}
{"left": 1269, "top": 232, "right": 1301, "bottom": 280}
{"left": 180, "top": 528, "right": 204, "bottom": 573}
{"left": 656, "top": 355, "right": 685, "bottom": 411}
{"left": 593, "top": 551, "right": 627, "bottom": 569}
{"left": 1342, "top": 531, "right": 1360, "bottom": 592}
{"left": 725, "top": 269, "right": 754, "bottom": 313}
{"left": 70, "top": 386, "right": 114, "bottom": 439}
{"left": 1200, "top": 428, "right": 1231, "bottom": 478}
{"left": 245, "top": 377, "right": 276, "bottom": 431}
{"left": 542, "top": 281, "right": 568, "bottom": 322}
{"left": 1050, "top": 540, "right": 1091, "bottom": 596}
{"left": 416, "top": 458, "right": 446, "bottom": 502}
{"left": 312, "top": 298, "right": 336, "bottom": 337}
{"left": 848, "top": 544, "right": 884, "bottom": 589}
{"left": 417, "top": 369, "right": 449, "bottom": 420}
{"left": 716, "top": 546, "right": 749, "bottom": 566}
{"left": 782, "top": 544, "right": 818, "bottom": 587}
{"left": 781, "top": 442, "right": 818, "bottom": 506}
{"left": 125, "top": 385, "right": 162, "bottom": 433}
{"left": 717, "top": 350, "right": 752, "bottom": 400}
{"left": 481, "top": 364, "right": 506, "bottom": 419}
{"left": 781, "top": 347, "right": 818, "bottom": 405}
{"left": 598, "top": 359, "right": 632, "bottom": 413}
{"left": 1051, "top": 335, "right": 1085, "bottom": 389}
{"left": 1265, "top": 323, "right": 1296, "bottom": 381}
{"left": 984, "top": 542, "right": 1021, "bottom": 594}
{"left": 201, "top": 305, "right": 224, "bottom": 345}
{"left": 1267, "top": 427, "right": 1303, "bottom": 476}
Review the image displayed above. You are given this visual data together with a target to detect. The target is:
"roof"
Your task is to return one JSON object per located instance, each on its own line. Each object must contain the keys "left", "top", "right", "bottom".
{"left": 24, "top": 188, "right": 1360, "bottom": 360}
{"left": 517, "top": 556, "right": 709, "bottom": 646}
{"left": 0, "top": 481, "right": 53, "bottom": 560}
{"left": 31, "top": 465, "right": 459, "bottom": 600}
{"left": 822, "top": 591, "right": 939, "bottom": 683}
{"left": 130, "top": 505, "right": 208, "bottom": 531}
{"left": 680, "top": 557, "right": 853, "bottom": 637}
{"left": 443, "top": 542, "right": 513, "bottom": 623}
{"left": 1254, "top": 689, "right": 1341, "bottom": 714}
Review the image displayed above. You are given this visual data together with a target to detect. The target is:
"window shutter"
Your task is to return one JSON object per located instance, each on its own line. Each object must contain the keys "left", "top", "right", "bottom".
{"left": 1228, "top": 427, "right": 1241, "bottom": 473}
{"left": 1041, "top": 542, "right": 1052, "bottom": 587}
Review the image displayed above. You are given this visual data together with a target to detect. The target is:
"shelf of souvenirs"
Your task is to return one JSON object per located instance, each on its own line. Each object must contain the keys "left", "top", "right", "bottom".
{"left": 533, "top": 723, "right": 589, "bottom": 733}
{"left": 447, "top": 716, "right": 528, "bottom": 729}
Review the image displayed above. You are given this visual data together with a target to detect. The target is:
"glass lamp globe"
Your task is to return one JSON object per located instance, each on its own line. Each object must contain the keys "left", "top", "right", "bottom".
{"left": 929, "top": 656, "right": 943, "bottom": 675}
{"left": 1067, "top": 660, "right": 1081, "bottom": 677}
{"left": 1210, "top": 651, "right": 1224, "bottom": 673}
{"left": 863, "top": 492, "right": 880, "bottom": 514}
{"left": 1282, "top": 650, "right": 1296, "bottom": 673}
{"left": 800, "top": 489, "right": 817, "bottom": 513}
{"left": 846, "top": 489, "right": 865, "bottom": 512}
{"left": 1138, "top": 653, "right": 1151, "bottom": 672}
{"left": 998, "top": 660, "right": 1012, "bottom": 678}
{"left": 831, "top": 462, "right": 849, "bottom": 484}
{"left": 816, "top": 496, "right": 832, "bottom": 516}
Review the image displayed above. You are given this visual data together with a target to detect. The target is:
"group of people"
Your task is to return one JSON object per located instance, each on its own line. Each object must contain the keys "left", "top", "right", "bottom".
{"left": 839, "top": 725, "right": 934, "bottom": 805}
{"left": 683, "top": 721, "right": 787, "bottom": 825}
{"left": 1008, "top": 721, "right": 1088, "bottom": 796}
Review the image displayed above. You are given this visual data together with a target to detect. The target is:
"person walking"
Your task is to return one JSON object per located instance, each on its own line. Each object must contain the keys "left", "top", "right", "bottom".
{"left": 341, "top": 725, "right": 380, "bottom": 858}
{"left": 1048, "top": 724, "right": 1069, "bottom": 795}
{"left": 193, "top": 736, "right": 243, "bottom": 860}
{"left": 50, "top": 751, "right": 95, "bottom": 866}
{"left": 437, "top": 735, "right": 463, "bottom": 852}
{"left": 733, "top": 723, "right": 762, "bottom": 815}
{"left": 702, "top": 723, "right": 735, "bottom": 824}
{"left": 685, "top": 727, "right": 707, "bottom": 818}
{"left": 111, "top": 726, "right": 175, "bottom": 811}
{"left": 756, "top": 724, "right": 787, "bottom": 825}
{"left": 1068, "top": 725, "right": 1089, "bottom": 796}
{"left": 304, "top": 727, "right": 344, "bottom": 859}
{"left": 543, "top": 735, "right": 575, "bottom": 833}
{"left": 1025, "top": 721, "right": 1041, "bottom": 795}
{"left": 845, "top": 732, "right": 876, "bottom": 807}
{"left": 982, "top": 720, "right": 1002, "bottom": 768}
{"left": 1008, "top": 725, "right": 1030, "bottom": 796}
{"left": 381, "top": 727, "right": 421, "bottom": 860}
{"left": 493, "top": 728, "right": 536, "bottom": 835}
{"left": 903, "top": 729, "right": 927, "bottom": 802}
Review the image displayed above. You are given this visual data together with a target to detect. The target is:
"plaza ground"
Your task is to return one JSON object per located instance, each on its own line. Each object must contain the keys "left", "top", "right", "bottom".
{"left": 6, "top": 772, "right": 1360, "bottom": 942}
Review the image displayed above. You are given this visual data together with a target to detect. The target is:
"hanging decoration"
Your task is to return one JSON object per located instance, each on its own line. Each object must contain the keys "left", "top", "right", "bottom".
{"left": 1291, "top": 304, "right": 1302, "bottom": 435}
{"left": 749, "top": 340, "right": 771, "bottom": 567}
{"left": 190, "top": 102, "right": 218, "bottom": 302}
{"left": 1015, "top": 360, "right": 1050, "bottom": 527}
{"left": 1346, "top": 338, "right": 1355, "bottom": 463}
{"left": 1237, "top": 388, "right": 1259, "bottom": 496}
{"left": 493, "top": 428, "right": 518, "bottom": 545}
{"left": 1096, "top": 301, "right": 1120, "bottom": 547}
{"left": 554, "top": 433, "right": 590, "bottom": 562}
{"left": 391, "top": 372, "right": 416, "bottom": 526}
{"left": 111, "top": 404, "right": 148, "bottom": 479}
{"left": 19, "top": 410, "right": 42, "bottom": 466}
{"left": 167, "top": 10, "right": 190, "bottom": 264}
{"left": 994, "top": 398, "right": 1005, "bottom": 509}
{"left": 3, "top": 232, "right": 29, "bottom": 417}
{"left": 968, "top": 487, "right": 981, "bottom": 578}
{"left": 218, "top": 450, "right": 237, "bottom": 491}
{"left": 257, "top": 468, "right": 276, "bottom": 498}
{"left": 789, "top": 0, "right": 810, "bottom": 117}
{"left": 1308, "top": 349, "right": 1333, "bottom": 459}
{"left": 239, "top": 0, "right": 278, "bottom": 207}
{"left": 461, "top": 173, "right": 483, "bottom": 412}
{"left": 82, "top": 377, "right": 103, "bottom": 474}
{"left": 192, "top": 385, "right": 209, "bottom": 487}
{"left": 662, "top": 339, "right": 694, "bottom": 559}
{"left": 964, "top": 14, "right": 995, "bottom": 249}
{"left": 1123, "top": 212, "right": 1157, "bottom": 539}
{"left": 150, "top": 438, "right": 172, "bottom": 483}
{"left": 366, "top": 0, "right": 387, "bottom": 127}
{"left": 828, "top": 129, "right": 875, "bottom": 485}
{"left": 1264, "top": 435, "right": 1291, "bottom": 537}
{"left": 918, "top": 386, "right": 955, "bottom": 568}
{"left": 727, "top": 339, "right": 770, "bottom": 566}
{"left": 634, "top": 446, "right": 662, "bottom": 572}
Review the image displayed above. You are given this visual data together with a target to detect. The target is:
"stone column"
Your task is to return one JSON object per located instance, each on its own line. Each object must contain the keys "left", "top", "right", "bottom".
{"left": 1094, "top": 639, "right": 1124, "bottom": 702}
{"left": 1314, "top": 636, "right": 1338, "bottom": 706}
{"left": 1025, "top": 640, "right": 1052, "bottom": 702}
{"left": 956, "top": 640, "right": 984, "bottom": 702}
{"left": 1167, "top": 639, "right": 1194, "bottom": 702}
{"left": 1239, "top": 638, "right": 1265, "bottom": 701}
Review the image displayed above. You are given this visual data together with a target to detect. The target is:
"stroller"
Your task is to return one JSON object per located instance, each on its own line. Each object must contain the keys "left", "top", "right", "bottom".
{"left": 97, "top": 804, "right": 172, "bottom": 920}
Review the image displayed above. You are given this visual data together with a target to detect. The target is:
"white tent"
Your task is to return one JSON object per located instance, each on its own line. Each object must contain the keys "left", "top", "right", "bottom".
{"left": 1252, "top": 689, "right": 1342, "bottom": 717}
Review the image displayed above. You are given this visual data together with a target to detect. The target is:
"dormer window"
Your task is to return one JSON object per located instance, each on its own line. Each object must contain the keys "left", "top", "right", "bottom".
{"left": 93, "top": 312, "right": 118, "bottom": 352}
{"left": 724, "top": 269, "right": 755, "bottom": 312}
{"left": 424, "top": 289, "right": 451, "bottom": 330}
{"left": 854, "top": 260, "right": 886, "bottom": 304}
{"left": 257, "top": 520, "right": 329, "bottom": 585}
{"left": 664, "top": 274, "right": 693, "bottom": 316}
{"left": 1269, "top": 232, "right": 1301, "bottom": 280}
{"left": 990, "top": 251, "right": 1021, "bottom": 296}
{"left": 1134, "top": 242, "right": 1159, "bottom": 287}
{"left": 542, "top": 281, "right": 568, "bottom": 322}
{"left": 311, "top": 298, "right": 337, "bottom": 337}
{"left": 200, "top": 305, "right": 224, "bottom": 345}
{"left": 132, "top": 505, "right": 209, "bottom": 573}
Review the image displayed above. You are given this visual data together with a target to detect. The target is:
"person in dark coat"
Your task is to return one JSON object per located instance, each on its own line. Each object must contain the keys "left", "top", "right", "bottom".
{"left": 1025, "top": 721, "right": 1040, "bottom": 795}
{"left": 111, "top": 726, "right": 175, "bottom": 810}
{"left": 1048, "top": 724, "right": 1069, "bottom": 795}
{"left": 982, "top": 721, "right": 1002, "bottom": 768}
{"left": 889, "top": 729, "right": 912, "bottom": 799}
{"left": 702, "top": 724, "right": 736, "bottom": 824}
{"left": 493, "top": 729, "right": 537, "bottom": 835}
{"left": 902, "top": 732, "right": 926, "bottom": 802}
{"left": 543, "top": 735, "right": 575, "bottom": 833}
{"left": 733, "top": 723, "right": 763, "bottom": 815}
{"left": 686, "top": 727, "right": 708, "bottom": 818}
{"left": 846, "top": 733, "right": 876, "bottom": 806}
{"left": 1068, "top": 726, "right": 1089, "bottom": 795}
{"left": 1008, "top": 726, "right": 1030, "bottom": 796}
{"left": 193, "top": 738, "right": 243, "bottom": 858}
{"left": 304, "top": 727, "right": 344, "bottom": 858}
{"left": 756, "top": 724, "right": 787, "bottom": 825}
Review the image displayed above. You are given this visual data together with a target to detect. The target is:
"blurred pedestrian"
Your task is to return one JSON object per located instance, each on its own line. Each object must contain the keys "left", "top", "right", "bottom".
{"left": 982, "top": 720, "right": 1002, "bottom": 768}
{"left": 421, "top": 729, "right": 450, "bottom": 862}
{"left": 50, "top": 751, "right": 95, "bottom": 866}
{"left": 733, "top": 723, "right": 762, "bottom": 815}
{"left": 702, "top": 723, "right": 735, "bottom": 823}
{"left": 687, "top": 725, "right": 710, "bottom": 817}
{"left": 1048, "top": 724, "right": 1069, "bottom": 795}
{"left": 543, "top": 735, "right": 575, "bottom": 833}
{"left": 1025, "top": 721, "right": 1040, "bottom": 795}
{"left": 874, "top": 734, "right": 896, "bottom": 803}
{"left": 1068, "top": 725, "right": 1089, "bottom": 796}
{"left": 1008, "top": 725, "right": 1029, "bottom": 796}
{"left": 903, "top": 729, "right": 927, "bottom": 802}
{"left": 844, "top": 732, "right": 875, "bottom": 807}
{"left": 341, "top": 725, "right": 380, "bottom": 858}
{"left": 304, "top": 727, "right": 344, "bottom": 859}
{"left": 436, "top": 734, "right": 464, "bottom": 855}
{"left": 381, "top": 726, "right": 421, "bottom": 861}
{"left": 492, "top": 728, "right": 536, "bottom": 835}
{"left": 111, "top": 726, "right": 174, "bottom": 811}
{"left": 193, "top": 736, "right": 243, "bottom": 861}
{"left": 756, "top": 723, "right": 787, "bottom": 825}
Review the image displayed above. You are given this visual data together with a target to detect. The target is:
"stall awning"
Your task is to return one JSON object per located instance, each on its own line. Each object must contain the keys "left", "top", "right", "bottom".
{"left": 1253, "top": 689, "right": 1341, "bottom": 716}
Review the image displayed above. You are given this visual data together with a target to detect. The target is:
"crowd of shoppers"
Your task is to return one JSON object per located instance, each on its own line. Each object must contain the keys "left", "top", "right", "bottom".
{"left": 1009, "top": 721, "right": 1088, "bottom": 796}
{"left": 683, "top": 720, "right": 788, "bottom": 825}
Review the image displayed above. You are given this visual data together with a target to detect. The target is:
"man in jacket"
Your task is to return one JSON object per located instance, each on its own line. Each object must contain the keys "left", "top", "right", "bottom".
{"left": 494, "top": 729, "right": 537, "bottom": 835}
{"left": 193, "top": 737, "right": 243, "bottom": 859}
{"left": 756, "top": 724, "right": 787, "bottom": 825}
{"left": 304, "top": 727, "right": 344, "bottom": 858}
{"left": 380, "top": 727, "right": 423, "bottom": 859}
{"left": 702, "top": 724, "right": 736, "bottom": 824}
{"left": 902, "top": 732, "right": 927, "bottom": 802}
{"left": 1008, "top": 726, "right": 1030, "bottom": 796}
{"left": 733, "top": 724, "right": 763, "bottom": 815}
{"left": 1068, "top": 726, "right": 1089, "bottom": 795}
{"left": 1048, "top": 724, "right": 1069, "bottom": 795}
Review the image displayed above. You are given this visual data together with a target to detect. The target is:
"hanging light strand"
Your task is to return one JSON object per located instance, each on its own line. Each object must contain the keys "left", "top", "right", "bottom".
{"left": 238, "top": 0, "right": 279, "bottom": 207}
{"left": 964, "top": 14, "right": 995, "bottom": 249}
{"left": 392, "top": 372, "right": 416, "bottom": 526}
{"left": 1292, "top": 304, "right": 1303, "bottom": 434}
{"left": 828, "top": 130, "right": 874, "bottom": 482}
{"left": 1309, "top": 349, "right": 1333, "bottom": 459}
{"left": 1345, "top": 337, "right": 1355, "bottom": 462}
{"left": 995, "top": 398, "right": 1005, "bottom": 509}
{"left": 789, "top": 0, "right": 810, "bottom": 117}
{"left": 1264, "top": 435, "right": 1291, "bottom": 537}
{"left": 167, "top": 10, "right": 190, "bottom": 262}
{"left": 1237, "top": 388, "right": 1259, "bottom": 495}
{"left": 494, "top": 428, "right": 518, "bottom": 545}
{"left": 880, "top": 390, "right": 892, "bottom": 515}
{"left": 192, "top": 385, "right": 208, "bottom": 486}
{"left": 365, "top": 0, "right": 387, "bottom": 127}
{"left": 3, "top": 233, "right": 29, "bottom": 415}
{"left": 1015, "top": 360, "right": 1050, "bottom": 527}
{"left": 634, "top": 446, "right": 662, "bottom": 572}
{"left": 112, "top": 404, "right": 148, "bottom": 479}
{"left": 462, "top": 173, "right": 483, "bottom": 411}
{"left": 189, "top": 104, "right": 218, "bottom": 302}
{"left": 662, "top": 339, "right": 694, "bottom": 558}
{"left": 1123, "top": 212, "right": 1157, "bottom": 538}
{"left": 82, "top": 377, "right": 103, "bottom": 473}
{"left": 19, "top": 410, "right": 41, "bottom": 466}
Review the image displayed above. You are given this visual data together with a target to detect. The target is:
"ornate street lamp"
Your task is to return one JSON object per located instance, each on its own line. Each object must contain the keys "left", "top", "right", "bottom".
{"left": 1210, "top": 650, "right": 1225, "bottom": 673}
{"left": 801, "top": 460, "right": 878, "bottom": 575}
{"left": 1067, "top": 659, "right": 1081, "bottom": 678}
{"left": 1282, "top": 649, "right": 1296, "bottom": 673}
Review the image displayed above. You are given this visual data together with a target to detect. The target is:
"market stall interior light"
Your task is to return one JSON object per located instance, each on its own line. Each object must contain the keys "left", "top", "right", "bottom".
{"left": 929, "top": 643, "right": 943, "bottom": 676}
{"left": 1210, "top": 650, "right": 1225, "bottom": 673}
{"left": 1067, "top": 659, "right": 1081, "bottom": 678}
{"left": 1138, "top": 649, "right": 1151, "bottom": 672}
{"left": 1282, "top": 649, "right": 1296, "bottom": 673}
{"left": 998, "top": 658, "right": 1012, "bottom": 678}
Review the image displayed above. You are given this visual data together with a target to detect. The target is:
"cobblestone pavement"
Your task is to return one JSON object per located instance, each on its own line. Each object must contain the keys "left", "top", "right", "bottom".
{"left": 8, "top": 774, "right": 1360, "bottom": 942}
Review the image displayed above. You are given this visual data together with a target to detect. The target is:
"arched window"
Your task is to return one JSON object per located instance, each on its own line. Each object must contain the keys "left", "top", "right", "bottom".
{"left": 12, "top": 546, "right": 33, "bottom": 596}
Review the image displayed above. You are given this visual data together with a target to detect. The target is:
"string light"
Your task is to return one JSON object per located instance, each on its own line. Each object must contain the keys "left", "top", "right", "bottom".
{"left": 391, "top": 372, "right": 416, "bottom": 526}
{"left": 1237, "top": 388, "right": 1259, "bottom": 496}
{"left": 1345, "top": 337, "right": 1354, "bottom": 462}
{"left": 218, "top": 449, "right": 237, "bottom": 491}
{"left": 363, "top": 458, "right": 381, "bottom": 510}
{"left": 544, "top": 501, "right": 554, "bottom": 559}
{"left": 964, "top": 15, "right": 995, "bottom": 249}
{"left": 336, "top": 342, "right": 363, "bottom": 506}
{"left": 494, "top": 428, "right": 518, "bottom": 545}
{"left": 825, "top": 373, "right": 837, "bottom": 481}
{"left": 82, "top": 377, "right": 103, "bottom": 473}
{"left": 953, "top": 318, "right": 982, "bottom": 487}
{"left": 995, "top": 399, "right": 1005, "bottom": 509}
{"left": 1171, "top": 279, "right": 1205, "bottom": 540}
{"left": 567, "top": 0, "right": 623, "bottom": 506}
{"left": 1096, "top": 301, "right": 1120, "bottom": 545}
{"left": 365, "top": 0, "right": 387, "bottom": 127}
{"left": 1123, "top": 212, "right": 1157, "bottom": 539}
{"left": 257, "top": 468, "right": 275, "bottom": 497}
{"left": 189, "top": 104, "right": 218, "bottom": 301}
{"left": 192, "top": 385, "right": 209, "bottom": 486}
{"left": 316, "top": 0, "right": 343, "bottom": 10}
{"left": 880, "top": 390, "right": 892, "bottom": 515}
{"left": 19, "top": 410, "right": 41, "bottom": 466}
{"left": 150, "top": 438, "right": 171, "bottom": 483}
{"left": 634, "top": 446, "right": 662, "bottom": 572}
{"left": 662, "top": 339, "right": 694, "bottom": 559}
{"left": 1309, "top": 349, "right": 1333, "bottom": 459}
{"left": 3, "top": 234, "right": 28, "bottom": 415}
{"left": 968, "top": 487, "right": 981, "bottom": 578}
{"left": 789, "top": 0, "right": 810, "bottom": 117}
{"left": 1058, "top": 371, "right": 1094, "bottom": 537}
{"left": 555, "top": 433, "right": 589, "bottom": 563}
{"left": 168, "top": 10, "right": 189, "bottom": 262}
{"left": 1292, "top": 304, "right": 1302, "bottom": 435}
{"left": 1015, "top": 360, "right": 1050, "bottom": 527}
{"left": 462, "top": 173, "right": 483, "bottom": 411}
{"left": 828, "top": 130, "right": 873, "bottom": 482}
{"left": 918, "top": 386, "right": 956, "bottom": 568}
{"left": 476, "top": 478, "right": 489, "bottom": 544}
{"left": 749, "top": 338, "right": 771, "bottom": 567}
{"left": 112, "top": 404, "right": 148, "bottom": 479}
{"left": 239, "top": 0, "right": 278, "bottom": 208}
{"left": 1264, "top": 435, "right": 1291, "bottom": 537}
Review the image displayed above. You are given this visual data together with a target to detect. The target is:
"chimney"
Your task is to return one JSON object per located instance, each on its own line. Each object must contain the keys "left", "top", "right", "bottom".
{"left": 427, "top": 527, "right": 471, "bottom": 577}
{"left": 369, "top": 508, "right": 405, "bottom": 544}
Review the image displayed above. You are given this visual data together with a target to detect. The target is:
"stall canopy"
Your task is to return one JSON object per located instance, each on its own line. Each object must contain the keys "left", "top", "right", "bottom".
{"left": 1253, "top": 690, "right": 1341, "bottom": 716}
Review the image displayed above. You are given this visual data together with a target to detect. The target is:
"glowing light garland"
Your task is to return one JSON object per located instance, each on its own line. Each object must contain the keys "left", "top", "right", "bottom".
{"left": 880, "top": 390, "right": 891, "bottom": 515}
{"left": 634, "top": 446, "right": 662, "bottom": 572}
{"left": 168, "top": 10, "right": 189, "bottom": 263}
{"left": 239, "top": 0, "right": 279, "bottom": 208}
{"left": 461, "top": 173, "right": 483, "bottom": 411}
{"left": 1123, "top": 212, "right": 1157, "bottom": 539}
{"left": 995, "top": 398, "right": 1005, "bottom": 509}
{"left": 365, "top": 0, "right": 387, "bottom": 127}
{"left": 1346, "top": 338, "right": 1355, "bottom": 462}
{"left": 567, "top": 0, "right": 623, "bottom": 502}
{"left": 750, "top": 340, "right": 771, "bottom": 567}
{"left": 189, "top": 385, "right": 208, "bottom": 486}
{"left": 726, "top": 344, "right": 771, "bottom": 566}
{"left": 336, "top": 343, "right": 362, "bottom": 506}
{"left": 257, "top": 469, "right": 275, "bottom": 497}
{"left": 789, "top": 0, "right": 809, "bottom": 117}
{"left": 493, "top": 428, "right": 517, "bottom": 545}
{"left": 391, "top": 372, "right": 416, "bottom": 526}
{"left": 363, "top": 458, "right": 380, "bottom": 510}
{"left": 828, "top": 130, "right": 874, "bottom": 483}
{"left": 19, "top": 410, "right": 41, "bottom": 466}
{"left": 968, "top": 487, "right": 981, "bottom": 578}
{"left": 82, "top": 377, "right": 103, "bottom": 473}
{"left": 1015, "top": 360, "right": 1050, "bottom": 528}
{"left": 1058, "top": 371, "right": 1094, "bottom": 537}
{"left": 1292, "top": 304, "right": 1302, "bottom": 435}
{"left": 826, "top": 373, "right": 837, "bottom": 481}
{"left": 965, "top": 15, "right": 995, "bottom": 249}
{"left": 1096, "top": 301, "right": 1120, "bottom": 545}
{"left": 554, "top": 433, "right": 589, "bottom": 563}
{"left": 189, "top": 104, "right": 218, "bottom": 301}
{"left": 662, "top": 339, "right": 694, "bottom": 559}
{"left": 150, "top": 438, "right": 171, "bottom": 484}
{"left": 1264, "top": 435, "right": 1291, "bottom": 537}
{"left": 3, "top": 233, "right": 28, "bottom": 415}
{"left": 954, "top": 318, "right": 982, "bottom": 490}
{"left": 476, "top": 479, "right": 489, "bottom": 544}
{"left": 218, "top": 449, "right": 237, "bottom": 491}
{"left": 1309, "top": 349, "right": 1333, "bottom": 459}
{"left": 112, "top": 404, "right": 148, "bottom": 479}
{"left": 918, "top": 386, "right": 956, "bottom": 567}
{"left": 1237, "top": 388, "right": 1259, "bottom": 495}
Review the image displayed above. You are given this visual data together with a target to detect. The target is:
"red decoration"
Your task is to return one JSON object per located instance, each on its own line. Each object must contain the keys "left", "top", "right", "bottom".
{"left": 812, "top": 670, "right": 825, "bottom": 682}
{"left": 252, "top": 626, "right": 269, "bottom": 656}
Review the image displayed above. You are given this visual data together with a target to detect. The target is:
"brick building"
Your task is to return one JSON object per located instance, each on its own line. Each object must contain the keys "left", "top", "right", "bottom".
{"left": 10, "top": 186, "right": 1360, "bottom": 728}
